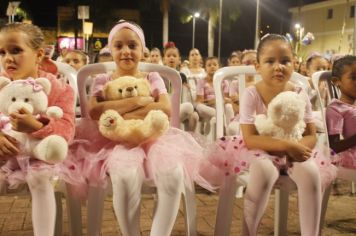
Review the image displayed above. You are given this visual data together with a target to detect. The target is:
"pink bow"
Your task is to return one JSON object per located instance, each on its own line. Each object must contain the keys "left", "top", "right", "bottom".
{"left": 0, "top": 114, "right": 11, "bottom": 131}
{"left": 21, "top": 79, "right": 43, "bottom": 92}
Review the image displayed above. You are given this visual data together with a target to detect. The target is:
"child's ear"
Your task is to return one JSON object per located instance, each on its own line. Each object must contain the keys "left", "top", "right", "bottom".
{"left": 36, "top": 48, "right": 45, "bottom": 63}
{"left": 331, "top": 76, "right": 340, "bottom": 87}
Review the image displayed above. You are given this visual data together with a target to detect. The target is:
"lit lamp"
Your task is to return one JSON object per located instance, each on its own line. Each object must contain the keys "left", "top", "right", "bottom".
{"left": 192, "top": 12, "right": 200, "bottom": 49}
{"left": 83, "top": 21, "right": 93, "bottom": 53}
{"left": 6, "top": 1, "right": 21, "bottom": 23}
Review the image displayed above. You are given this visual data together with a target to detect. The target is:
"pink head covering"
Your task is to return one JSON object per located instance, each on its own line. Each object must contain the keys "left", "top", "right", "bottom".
{"left": 108, "top": 20, "right": 146, "bottom": 52}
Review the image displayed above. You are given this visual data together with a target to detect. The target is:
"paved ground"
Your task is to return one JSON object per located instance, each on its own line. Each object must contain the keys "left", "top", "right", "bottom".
{"left": 0, "top": 180, "right": 356, "bottom": 236}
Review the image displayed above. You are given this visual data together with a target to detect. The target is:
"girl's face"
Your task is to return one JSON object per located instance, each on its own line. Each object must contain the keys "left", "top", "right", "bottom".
{"left": 256, "top": 40, "right": 294, "bottom": 87}
{"left": 64, "top": 52, "right": 85, "bottom": 71}
{"left": 163, "top": 48, "right": 180, "bottom": 69}
{"left": 228, "top": 56, "right": 241, "bottom": 66}
{"left": 335, "top": 63, "right": 356, "bottom": 100}
{"left": 241, "top": 52, "right": 257, "bottom": 66}
{"left": 205, "top": 59, "right": 219, "bottom": 76}
{"left": 0, "top": 31, "right": 43, "bottom": 80}
{"left": 150, "top": 50, "right": 161, "bottom": 64}
{"left": 307, "top": 57, "right": 329, "bottom": 77}
{"left": 189, "top": 49, "right": 201, "bottom": 66}
{"left": 110, "top": 28, "right": 143, "bottom": 74}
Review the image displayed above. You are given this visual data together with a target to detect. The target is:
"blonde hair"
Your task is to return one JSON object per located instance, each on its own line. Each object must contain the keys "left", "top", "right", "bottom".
{"left": 0, "top": 22, "right": 44, "bottom": 50}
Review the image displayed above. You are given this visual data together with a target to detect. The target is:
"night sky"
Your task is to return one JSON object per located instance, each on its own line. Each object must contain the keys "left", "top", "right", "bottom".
{"left": 0, "top": 0, "right": 325, "bottom": 60}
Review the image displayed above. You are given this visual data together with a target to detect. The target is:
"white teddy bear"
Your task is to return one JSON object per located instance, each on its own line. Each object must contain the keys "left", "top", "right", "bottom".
{"left": 0, "top": 77, "right": 68, "bottom": 164}
{"left": 254, "top": 91, "right": 306, "bottom": 141}
{"left": 99, "top": 76, "right": 169, "bottom": 145}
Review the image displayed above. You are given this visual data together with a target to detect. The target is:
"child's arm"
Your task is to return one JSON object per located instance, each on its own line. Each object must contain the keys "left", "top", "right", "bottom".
{"left": 329, "top": 134, "right": 356, "bottom": 153}
{"left": 122, "top": 94, "right": 171, "bottom": 120}
{"left": 298, "top": 122, "right": 317, "bottom": 149}
{"left": 88, "top": 96, "right": 154, "bottom": 120}
{"left": 0, "top": 132, "right": 19, "bottom": 158}
{"left": 241, "top": 124, "right": 312, "bottom": 162}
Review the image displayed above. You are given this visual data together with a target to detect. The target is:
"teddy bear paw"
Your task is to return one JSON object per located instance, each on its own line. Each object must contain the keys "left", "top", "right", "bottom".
{"left": 99, "top": 109, "right": 122, "bottom": 129}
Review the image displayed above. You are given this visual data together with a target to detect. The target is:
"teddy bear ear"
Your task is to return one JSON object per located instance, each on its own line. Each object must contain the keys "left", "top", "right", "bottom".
{"left": 0, "top": 76, "right": 11, "bottom": 90}
{"left": 35, "top": 77, "right": 52, "bottom": 95}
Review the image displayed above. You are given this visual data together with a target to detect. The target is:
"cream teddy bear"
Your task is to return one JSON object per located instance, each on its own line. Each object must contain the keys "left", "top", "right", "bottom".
{"left": 0, "top": 77, "right": 68, "bottom": 164}
{"left": 99, "top": 76, "right": 169, "bottom": 145}
{"left": 254, "top": 91, "right": 306, "bottom": 141}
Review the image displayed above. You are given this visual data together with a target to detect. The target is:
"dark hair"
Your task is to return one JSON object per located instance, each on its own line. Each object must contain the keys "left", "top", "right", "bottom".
{"left": 0, "top": 22, "right": 44, "bottom": 50}
{"left": 205, "top": 56, "right": 220, "bottom": 66}
{"left": 305, "top": 53, "right": 328, "bottom": 69}
{"left": 332, "top": 55, "right": 356, "bottom": 79}
{"left": 256, "top": 34, "right": 291, "bottom": 62}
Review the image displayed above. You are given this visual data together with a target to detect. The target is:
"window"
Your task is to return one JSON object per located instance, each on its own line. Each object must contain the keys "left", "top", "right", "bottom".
{"left": 351, "top": 5, "right": 355, "bottom": 18}
{"left": 327, "top": 8, "right": 333, "bottom": 19}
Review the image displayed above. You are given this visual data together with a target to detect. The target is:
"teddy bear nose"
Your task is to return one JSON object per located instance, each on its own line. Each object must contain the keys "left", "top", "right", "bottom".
{"left": 126, "top": 87, "right": 134, "bottom": 92}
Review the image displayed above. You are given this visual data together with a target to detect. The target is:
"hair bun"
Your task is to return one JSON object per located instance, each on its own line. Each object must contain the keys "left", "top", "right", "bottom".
{"left": 164, "top": 41, "right": 176, "bottom": 48}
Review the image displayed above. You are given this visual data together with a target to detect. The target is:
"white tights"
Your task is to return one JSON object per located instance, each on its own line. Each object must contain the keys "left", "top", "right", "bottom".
{"left": 243, "top": 158, "right": 322, "bottom": 236}
{"left": 110, "top": 165, "right": 184, "bottom": 236}
{"left": 26, "top": 172, "right": 56, "bottom": 236}
{"left": 180, "top": 102, "right": 199, "bottom": 132}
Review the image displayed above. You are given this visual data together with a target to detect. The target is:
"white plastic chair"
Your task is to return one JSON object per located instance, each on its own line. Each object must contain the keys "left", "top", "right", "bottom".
{"left": 67, "top": 61, "right": 197, "bottom": 236}
{"left": 213, "top": 66, "right": 329, "bottom": 236}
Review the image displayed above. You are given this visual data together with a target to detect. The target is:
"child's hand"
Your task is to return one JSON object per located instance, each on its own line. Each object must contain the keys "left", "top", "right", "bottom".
{"left": 286, "top": 141, "right": 312, "bottom": 162}
{"left": 0, "top": 132, "right": 19, "bottom": 158}
{"left": 10, "top": 108, "right": 44, "bottom": 133}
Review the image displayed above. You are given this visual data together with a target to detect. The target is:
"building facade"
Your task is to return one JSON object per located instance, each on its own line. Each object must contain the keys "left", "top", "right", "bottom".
{"left": 289, "top": 0, "right": 356, "bottom": 58}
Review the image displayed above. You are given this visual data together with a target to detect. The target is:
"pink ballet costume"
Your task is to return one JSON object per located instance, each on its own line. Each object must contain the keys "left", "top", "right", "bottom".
{"left": 0, "top": 70, "right": 77, "bottom": 188}
{"left": 326, "top": 99, "right": 356, "bottom": 168}
{"left": 203, "top": 86, "right": 337, "bottom": 189}
{"left": 64, "top": 72, "right": 214, "bottom": 196}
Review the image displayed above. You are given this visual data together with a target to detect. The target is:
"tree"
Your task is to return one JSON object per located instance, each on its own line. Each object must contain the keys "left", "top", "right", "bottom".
{"left": 177, "top": 0, "right": 240, "bottom": 56}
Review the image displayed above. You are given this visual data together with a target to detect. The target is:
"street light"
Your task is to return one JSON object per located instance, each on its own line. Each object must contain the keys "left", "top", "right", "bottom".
{"left": 192, "top": 12, "right": 200, "bottom": 49}
{"left": 254, "top": 0, "right": 260, "bottom": 49}
{"left": 218, "top": 0, "right": 223, "bottom": 60}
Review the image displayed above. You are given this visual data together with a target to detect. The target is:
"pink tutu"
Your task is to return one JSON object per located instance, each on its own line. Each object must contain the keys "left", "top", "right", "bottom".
{"left": 332, "top": 148, "right": 356, "bottom": 169}
{"left": 62, "top": 118, "right": 215, "bottom": 197}
{"left": 202, "top": 135, "right": 338, "bottom": 189}
{"left": 0, "top": 155, "right": 79, "bottom": 189}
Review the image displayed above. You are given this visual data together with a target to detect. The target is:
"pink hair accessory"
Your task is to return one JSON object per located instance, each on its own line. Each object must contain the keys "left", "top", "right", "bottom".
{"left": 108, "top": 20, "right": 146, "bottom": 51}
{"left": 16, "top": 78, "right": 43, "bottom": 92}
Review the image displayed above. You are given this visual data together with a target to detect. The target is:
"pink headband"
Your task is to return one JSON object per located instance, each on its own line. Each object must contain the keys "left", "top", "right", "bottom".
{"left": 108, "top": 21, "right": 146, "bottom": 51}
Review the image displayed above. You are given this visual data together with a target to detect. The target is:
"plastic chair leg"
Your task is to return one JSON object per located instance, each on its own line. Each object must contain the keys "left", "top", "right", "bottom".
{"left": 183, "top": 183, "right": 197, "bottom": 236}
{"left": 87, "top": 186, "right": 106, "bottom": 236}
{"left": 214, "top": 175, "right": 239, "bottom": 236}
{"left": 319, "top": 185, "right": 331, "bottom": 236}
{"left": 274, "top": 188, "right": 289, "bottom": 236}
{"left": 54, "top": 192, "right": 63, "bottom": 236}
{"left": 66, "top": 184, "right": 83, "bottom": 236}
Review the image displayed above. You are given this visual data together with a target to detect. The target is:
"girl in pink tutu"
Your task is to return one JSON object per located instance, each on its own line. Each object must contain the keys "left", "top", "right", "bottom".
{"left": 326, "top": 55, "right": 356, "bottom": 169}
{"left": 205, "top": 34, "right": 337, "bottom": 236}
{"left": 0, "top": 23, "right": 75, "bottom": 236}
{"left": 67, "top": 20, "right": 212, "bottom": 236}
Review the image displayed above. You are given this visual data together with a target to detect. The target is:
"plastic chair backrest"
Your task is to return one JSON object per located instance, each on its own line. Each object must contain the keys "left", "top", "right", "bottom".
{"left": 77, "top": 62, "right": 182, "bottom": 128}
{"left": 54, "top": 61, "right": 78, "bottom": 101}
{"left": 311, "top": 71, "right": 334, "bottom": 147}
{"left": 213, "top": 66, "right": 257, "bottom": 137}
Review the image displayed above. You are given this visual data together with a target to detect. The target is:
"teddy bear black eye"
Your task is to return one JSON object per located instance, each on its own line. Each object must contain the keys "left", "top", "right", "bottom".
{"left": 118, "top": 89, "right": 122, "bottom": 93}
{"left": 11, "top": 97, "right": 16, "bottom": 102}
{"left": 134, "top": 86, "right": 137, "bottom": 89}
{"left": 24, "top": 98, "right": 29, "bottom": 103}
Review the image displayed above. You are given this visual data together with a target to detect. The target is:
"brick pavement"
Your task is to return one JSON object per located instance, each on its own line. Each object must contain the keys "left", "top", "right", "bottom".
{"left": 0, "top": 181, "right": 356, "bottom": 236}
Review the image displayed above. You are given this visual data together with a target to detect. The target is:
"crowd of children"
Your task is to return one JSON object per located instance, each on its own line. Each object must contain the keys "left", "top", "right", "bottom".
{"left": 0, "top": 20, "right": 355, "bottom": 236}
